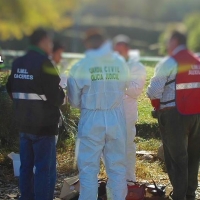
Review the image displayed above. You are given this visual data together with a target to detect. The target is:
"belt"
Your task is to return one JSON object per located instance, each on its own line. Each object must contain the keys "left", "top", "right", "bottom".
{"left": 159, "top": 106, "right": 176, "bottom": 112}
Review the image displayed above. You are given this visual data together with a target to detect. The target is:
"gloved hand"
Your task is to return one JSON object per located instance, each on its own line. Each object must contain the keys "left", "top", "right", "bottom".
{"left": 150, "top": 99, "right": 160, "bottom": 110}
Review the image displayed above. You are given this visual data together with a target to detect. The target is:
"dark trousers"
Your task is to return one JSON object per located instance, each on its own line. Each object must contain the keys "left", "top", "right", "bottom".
{"left": 158, "top": 108, "right": 200, "bottom": 200}
{"left": 19, "top": 133, "right": 56, "bottom": 200}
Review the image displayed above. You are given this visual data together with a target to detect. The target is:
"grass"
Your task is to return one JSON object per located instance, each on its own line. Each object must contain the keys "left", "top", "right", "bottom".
{"left": 138, "top": 65, "right": 156, "bottom": 124}
{"left": 134, "top": 62, "right": 166, "bottom": 184}
{"left": 136, "top": 159, "right": 168, "bottom": 184}
{"left": 136, "top": 63, "right": 160, "bottom": 138}
{"left": 135, "top": 137, "right": 161, "bottom": 152}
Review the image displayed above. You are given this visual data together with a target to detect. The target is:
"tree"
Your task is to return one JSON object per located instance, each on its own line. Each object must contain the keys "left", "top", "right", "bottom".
{"left": 0, "top": 0, "right": 77, "bottom": 40}
{"left": 185, "top": 13, "right": 200, "bottom": 52}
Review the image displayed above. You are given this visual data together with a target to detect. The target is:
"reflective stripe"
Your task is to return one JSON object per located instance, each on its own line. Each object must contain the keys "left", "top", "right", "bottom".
{"left": 12, "top": 93, "right": 47, "bottom": 101}
{"left": 176, "top": 82, "right": 200, "bottom": 90}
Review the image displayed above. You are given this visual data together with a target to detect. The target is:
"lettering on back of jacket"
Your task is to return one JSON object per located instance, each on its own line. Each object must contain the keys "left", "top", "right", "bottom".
{"left": 14, "top": 68, "right": 34, "bottom": 80}
{"left": 89, "top": 66, "right": 120, "bottom": 81}
{"left": 189, "top": 65, "right": 200, "bottom": 75}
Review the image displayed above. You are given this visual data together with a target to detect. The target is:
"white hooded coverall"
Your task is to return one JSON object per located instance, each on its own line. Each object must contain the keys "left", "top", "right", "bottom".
{"left": 124, "top": 58, "right": 146, "bottom": 181}
{"left": 67, "top": 42, "right": 131, "bottom": 200}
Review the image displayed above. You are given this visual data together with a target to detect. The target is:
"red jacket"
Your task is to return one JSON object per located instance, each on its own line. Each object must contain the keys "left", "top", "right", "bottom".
{"left": 173, "top": 49, "right": 200, "bottom": 115}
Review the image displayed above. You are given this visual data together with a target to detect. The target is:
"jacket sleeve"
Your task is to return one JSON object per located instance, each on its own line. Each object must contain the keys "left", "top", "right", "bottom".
{"left": 67, "top": 66, "right": 81, "bottom": 109}
{"left": 147, "top": 57, "right": 177, "bottom": 99}
{"left": 41, "top": 59, "right": 65, "bottom": 107}
{"left": 125, "top": 62, "right": 146, "bottom": 98}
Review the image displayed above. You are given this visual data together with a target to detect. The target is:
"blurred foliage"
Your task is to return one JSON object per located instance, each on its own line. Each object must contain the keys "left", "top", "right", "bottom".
{"left": 79, "top": 0, "right": 200, "bottom": 23}
{"left": 0, "top": 71, "right": 9, "bottom": 88}
{"left": 0, "top": 73, "right": 19, "bottom": 147}
{"left": 78, "top": 0, "right": 200, "bottom": 54}
{"left": 0, "top": 0, "right": 77, "bottom": 40}
{"left": 158, "top": 12, "right": 200, "bottom": 55}
{"left": 1, "top": 0, "right": 200, "bottom": 54}
{"left": 185, "top": 13, "right": 200, "bottom": 52}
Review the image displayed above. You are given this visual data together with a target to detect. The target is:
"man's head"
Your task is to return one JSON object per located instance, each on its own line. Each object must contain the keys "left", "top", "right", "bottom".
{"left": 113, "top": 35, "right": 131, "bottom": 60}
{"left": 52, "top": 41, "right": 64, "bottom": 64}
{"left": 84, "top": 28, "right": 105, "bottom": 50}
{"left": 29, "top": 28, "right": 53, "bottom": 55}
{"left": 167, "top": 31, "right": 187, "bottom": 55}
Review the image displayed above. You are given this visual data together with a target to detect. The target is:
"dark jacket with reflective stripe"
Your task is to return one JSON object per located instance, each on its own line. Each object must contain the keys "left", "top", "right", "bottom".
{"left": 6, "top": 47, "right": 65, "bottom": 135}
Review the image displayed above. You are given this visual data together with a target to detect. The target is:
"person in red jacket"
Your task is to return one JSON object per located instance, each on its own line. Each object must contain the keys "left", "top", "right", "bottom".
{"left": 147, "top": 31, "right": 200, "bottom": 200}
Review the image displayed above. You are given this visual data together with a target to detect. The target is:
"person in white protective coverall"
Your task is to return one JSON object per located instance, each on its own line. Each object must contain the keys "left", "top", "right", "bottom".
{"left": 113, "top": 35, "right": 146, "bottom": 182}
{"left": 67, "top": 29, "right": 134, "bottom": 200}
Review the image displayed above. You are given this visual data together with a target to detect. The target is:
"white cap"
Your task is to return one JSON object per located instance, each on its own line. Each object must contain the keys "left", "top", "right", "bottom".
{"left": 113, "top": 34, "right": 131, "bottom": 45}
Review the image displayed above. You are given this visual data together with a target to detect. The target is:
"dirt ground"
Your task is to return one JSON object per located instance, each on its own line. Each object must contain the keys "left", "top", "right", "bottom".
{"left": 1, "top": 172, "right": 200, "bottom": 200}
{"left": 1, "top": 150, "right": 200, "bottom": 200}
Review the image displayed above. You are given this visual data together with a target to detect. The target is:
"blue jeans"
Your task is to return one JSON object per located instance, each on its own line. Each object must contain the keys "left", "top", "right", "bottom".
{"left": 19, "top": 133, "right": 56, "bottom": 200}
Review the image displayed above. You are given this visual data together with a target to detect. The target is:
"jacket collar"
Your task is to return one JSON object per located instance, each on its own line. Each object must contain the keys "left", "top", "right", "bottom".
{"left": 85, "top": 41, "right": 113, "bottom": 58}
{"left": 172, "top": 45, "right": 187, "bottom": 56}
{"left": 28, "top": 45, "right": 47, "bottom": 56}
